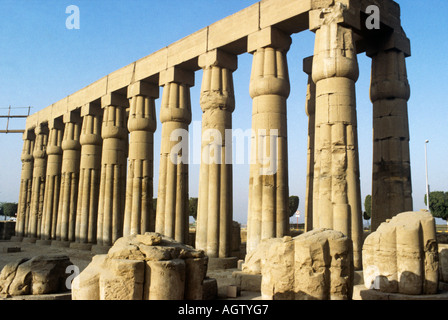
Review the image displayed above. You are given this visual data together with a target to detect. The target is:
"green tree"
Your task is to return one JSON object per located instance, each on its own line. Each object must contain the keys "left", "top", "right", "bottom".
{"left": 0, "top": 202, "right": 18, "bottom": 217}
{"left": 152, "top": 197, "right": 200, "bottom": 221}
{"left": 289, "top": 196, "right": 299, "bottom": 218}
{"left": 363, "top": 195, "right": 372, "bottom": 220}
{"left": 424, "top": 191, "right": 448, "bottom": 221}
{"left": 189, "top": 197, "right": 198, "bottom": 220}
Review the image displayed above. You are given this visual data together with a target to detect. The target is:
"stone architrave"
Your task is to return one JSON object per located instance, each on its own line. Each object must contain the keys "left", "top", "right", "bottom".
{"left": 303, "top": 56, "right": 315, "bottom": 232}
{"left": 41, "top": 119, "right": 64, "bottom": 241}
{"left": 196, "top": 49, "right": 236, "bottom": 258}
{"left": 246, "top": 27, "right": 291, "bottom": 255}
{"left": 368, "top": 31, "right": 413, "bottom": 231}
{"left": 310, "top": 3, "right": 363, "bottom": 269}
{"left": 123, "top": 81, "right": 159, "bottom": 236}
{"left": 155, "top": 67, "right": 193, "bottom": 244}
{"left": 28, "top": 123, "right": 49, "bottom": 239}
{"left": 74, "top": 103, "right": 103, "bottom": 244}
{"left": 15, "top": 131, "right": 35, "bottom": 238}
{"left": 97, "top": 93, "right": 129, "bottom": 247}
{"left": 55, "top": 112, "right": 81, "bottom": 243}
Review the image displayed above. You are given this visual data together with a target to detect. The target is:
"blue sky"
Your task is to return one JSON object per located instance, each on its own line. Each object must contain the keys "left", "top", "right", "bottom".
{"left": 0, "top": 0, "right": 447, "bottom": 225}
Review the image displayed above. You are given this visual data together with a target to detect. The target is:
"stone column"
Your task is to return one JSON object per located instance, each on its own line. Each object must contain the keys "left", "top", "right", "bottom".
{"left": 96, "top": 93, "right": 128, "bottom": 247}
{"left": 15, "top": 131, "right": 35, "bottom": 239}
{"left": 246, "top": 27, "right": 291, "bottom": 254}
{"left": 196, "top": 49, "right": 236, "bottom": 258}
{"left": 28, "top": 123, "right": 49, "bottom": 240}
{"left": 74, "top": 103, "right": 103, "bottom": 246}
{"left": 303, "top": 56, "right": 316, "bottom": 232}
{"left": 155, "top": 67, "right": 193, "bottom": 244}
{"left": 368, "top": 31, "right": 413, "bottom": 231}
{"left": 55, "top": 112, "right": 81, "bottom": 244}
{"left": 40, "top": 119, "right": 64, "bottom": 242}
{"left": 123, "top": 81, "right": 158, "bottom": 236}
{"left": 310, "top": 3, "right": 363, "bottom": 269}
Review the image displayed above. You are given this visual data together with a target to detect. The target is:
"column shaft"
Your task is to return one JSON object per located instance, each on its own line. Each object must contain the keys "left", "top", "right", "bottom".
{"left": 196, "top": 50, "right": 236, "bottom": 258}
{"left": 124, "top": 82, "right": 158, "bottom": 236}
{"left": 75, "top": 104, "right": 102, "bottom": 243}
{"left": 28, "top": 124, "right": 49, "bottom": 238}
{"left": 311, "top": 9, "right": 363, "bottom": 269}
{"left": 41, "top": 121, "right": 63, "bottom": 240}
{"left": 246, "top": 28, "right": 291, "bottom": 254}
{"left": 155, "top": 68, "right": 193, "bottom": 244}
{"left": 56, "top": 117, "right": 81, "bottom": 242}
{"left": 370, "top": 49, "right": 412, "bottom": 231}
{"left": 97, "top": 94, "right": 128, "bottom": 246}
{"left": 303, "top": 56, "right": 316, "bottom": 232}
{"left": 16, "top": 134, "right": 35, "bottom": 238}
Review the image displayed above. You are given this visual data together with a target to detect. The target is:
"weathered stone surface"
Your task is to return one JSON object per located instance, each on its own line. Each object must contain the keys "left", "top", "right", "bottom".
{"left": 72, "top": 232, "right": 210, "bottom": 300}
{"left": 363, "top": 211, "right": 439, "bottom": 295}
{"left": 0, "top": 255, "right": 73, "bottom": 297}
{"left": 439, "top": 244, "right": 448, "bottom": 284}
{"left": 243, "top": 229, "right": 353, "bottom": 300}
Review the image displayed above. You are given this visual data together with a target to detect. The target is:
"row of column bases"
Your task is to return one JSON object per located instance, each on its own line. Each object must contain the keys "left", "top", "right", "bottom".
{"left": 15, "top": 23, "right": 412, "bottom": 270}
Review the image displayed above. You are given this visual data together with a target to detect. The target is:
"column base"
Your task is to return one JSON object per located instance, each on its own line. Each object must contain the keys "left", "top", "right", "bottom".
{"left": 353, "top": 284, "right": 448, "bottom": 300}
{"left": 35, "top": 239, "right": 52, "bottom": 246}
{"left": 69, "top": 242, "right": 93, "bottom": 251}
{"left": 232, "top": 271, "right": 262, "bottom": 292}
{"left": 91, "top": 244, "right": 111, "bottom": 255}
{"left": 208, "top": 257, "right": 238, "bottom": 270}
{"left": 22, "top": 237, "right": 37, "bottom": 244}
{"left": 9, "top": 236, "right": 23, "bottom": 242}
{"left": 51, "top": 240, "right": 71, "bottom": 248}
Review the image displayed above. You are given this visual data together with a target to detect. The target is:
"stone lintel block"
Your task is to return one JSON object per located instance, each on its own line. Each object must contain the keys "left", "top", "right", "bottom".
{"left": 134, "top": 48, "right": 168, "bottom": 83}
{"left": 167, "top": 28, "right": 208, "bottom": 68}
{"left": 101, "top": 92, "right": 129, "bottom": 109}
{"left": 107, "top": 63, "right": 135, "bottom": 94}
{"left": 47, "top": 117, "right": 64, "bottom": 130}
{"left": 366, "top": 29, "right": 411, "bottom": 58}
{"left": 311, "top": 0, "right": 335, "bottom": 9}
{"left": 247, "top": 27, "right": 291, "bottom": 53}
{"left": 207, "top": 3, "right": 259, "bottom": 52}
{"left": 22, "top": 129, "right": 36, "bottom": 141}
{"left": 260, "top": 0, "right": 312, "bottom": 31}
{"left": 34, "top": 122, "right": 49, "bottom": 136}
{"left": 81, "top": 102, "right": 102, "bottom": 117}
{"left": 309, "top": 0, "right": 361, "bottom": 32}
{"left": 198, "top": 49, "right": 238, "bottom": 71}
{"left": 303, "top": 56, "right": 314, "bottom": 75}
{"left": 127, "top": 81, "right": 160, "bottom": 99}
{"left": 63, "top": 109, "right": 82, "bottom": 124}
{"left": 159, "top": 66, "right": 195, "bottom": 87}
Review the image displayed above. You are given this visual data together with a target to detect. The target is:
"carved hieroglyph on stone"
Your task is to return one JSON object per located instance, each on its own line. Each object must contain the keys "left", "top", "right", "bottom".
{"left": 72, "top": 233, "right": 208, "bottom": 300}
{"left": 363, "top": 211, "right": 439, "bottom": 295}
{"left": 243, "top": 228, "right": 353, "bottom": 300}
